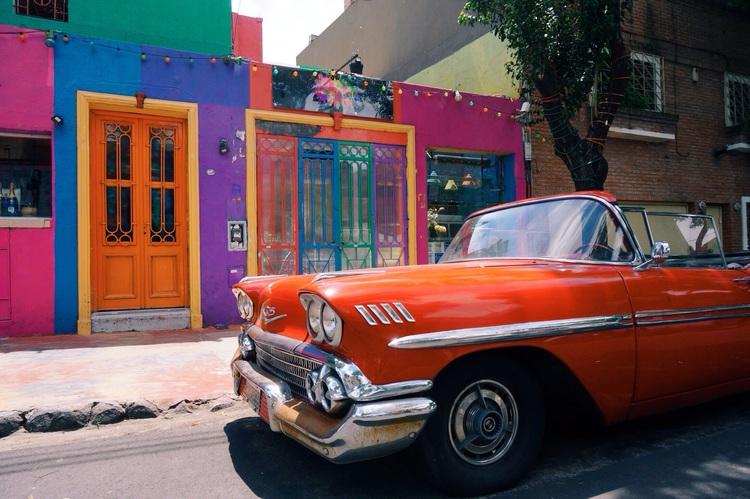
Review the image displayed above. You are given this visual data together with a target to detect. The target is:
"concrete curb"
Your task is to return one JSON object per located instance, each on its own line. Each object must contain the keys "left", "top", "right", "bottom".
{"left": 0, "top": 394, "right": 243, "bottom": 438}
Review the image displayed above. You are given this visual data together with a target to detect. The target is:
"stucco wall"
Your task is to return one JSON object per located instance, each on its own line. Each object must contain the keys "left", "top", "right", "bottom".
{"left": 0, "top": 27, "right": 54, "bottom": 336}
{"left": 407, "top": 33, "right": 517, "bottom": 97}
{"left": 0, "top": 0, "right": 231, "bottom": 55}
{"left": 396, "top": 83, "right": 525, "bottom": 263}
{"left": 51, "top": 35, "right": 249, "bottom": 333}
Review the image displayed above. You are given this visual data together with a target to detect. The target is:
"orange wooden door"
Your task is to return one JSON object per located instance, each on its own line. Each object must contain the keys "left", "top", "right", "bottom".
{"left": 91, "top": 112, "right": 188, "bottom": 311}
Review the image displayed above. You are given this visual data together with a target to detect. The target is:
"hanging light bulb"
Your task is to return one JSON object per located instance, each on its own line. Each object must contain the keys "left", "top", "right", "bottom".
{"left": 18, "top": 32, "right": 26, "bottom": 42}
{"left": 140, "top": 52, "right": 147, "bottom": 61}
{"left": 44, "top": 31, "right": 55, "bottom": 47}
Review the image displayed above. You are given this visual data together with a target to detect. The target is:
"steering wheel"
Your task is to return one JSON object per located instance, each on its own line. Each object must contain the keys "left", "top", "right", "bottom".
{"left": 572, "top": 242, "right": 614, "bottom": 261}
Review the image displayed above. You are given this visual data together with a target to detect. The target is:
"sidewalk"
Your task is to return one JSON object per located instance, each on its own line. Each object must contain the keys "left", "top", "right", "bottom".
{"left": 0, "top": 328, "right": 240, "bottom": 413}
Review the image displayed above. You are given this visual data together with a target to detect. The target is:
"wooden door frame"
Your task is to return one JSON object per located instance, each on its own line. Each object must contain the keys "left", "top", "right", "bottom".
{"left": 245, "top": 109, "right": 416, "bottom": 277}
{"left": 76, "top": 91, "right": 202, "bottom": 335}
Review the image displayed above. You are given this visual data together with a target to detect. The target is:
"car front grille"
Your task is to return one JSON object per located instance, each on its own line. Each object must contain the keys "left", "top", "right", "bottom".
{"left": 255, "top": 342, "right": 323, "bottom": 399}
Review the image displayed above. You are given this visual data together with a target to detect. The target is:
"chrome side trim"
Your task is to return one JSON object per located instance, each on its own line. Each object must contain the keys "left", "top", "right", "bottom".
{"left": 355, "top": 305, "right": 378, "bottom": 326}
{"left": 635, "top": 303, "right": 750, "bottom": 326}
{"left": 243, "top": 324, "right": 433, "bottom": 401}
{"left": 388, "top": 314, "right": 633, "bottom": 349}
{"left": 313, "top": 269, "right": 386, "bottom": 282}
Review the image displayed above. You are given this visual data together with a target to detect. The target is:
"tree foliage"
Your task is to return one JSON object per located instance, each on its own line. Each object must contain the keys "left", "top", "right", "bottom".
{"left": 460, "top": 0, "right": 633, "bottom": 191}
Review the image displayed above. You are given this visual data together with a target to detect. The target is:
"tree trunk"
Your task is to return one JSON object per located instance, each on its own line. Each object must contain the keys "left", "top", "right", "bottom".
{"left": 533, "top": 35, "right": 630, "bottom": 192}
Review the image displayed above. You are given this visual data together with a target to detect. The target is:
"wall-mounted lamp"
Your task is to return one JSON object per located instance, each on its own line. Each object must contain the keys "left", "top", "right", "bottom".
{"left": 349, "top": 55, "right": 363, "bottom": 75}
{"left": 218, "top": 138, "right": 229, "bottom": 155}
{"left": 51, "top": 115, "right": 63, "bottom": 126}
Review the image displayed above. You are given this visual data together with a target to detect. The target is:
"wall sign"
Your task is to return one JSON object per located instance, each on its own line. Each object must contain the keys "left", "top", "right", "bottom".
{"left": 228, "top": 220, "right": 247, "bottom": 251}
{"left": 271, "top": 65, "right": 394, "bottom": 119}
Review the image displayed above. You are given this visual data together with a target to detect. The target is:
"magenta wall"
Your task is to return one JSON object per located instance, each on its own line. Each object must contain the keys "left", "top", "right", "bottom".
{"left": 0, "top": 26, "right": 55, "bottom": 336}
{"left": 0, "top": 27, "right": 53, "bottom": 132}
{"left": 397, "top": 82, "right": 525, "bottom": 264}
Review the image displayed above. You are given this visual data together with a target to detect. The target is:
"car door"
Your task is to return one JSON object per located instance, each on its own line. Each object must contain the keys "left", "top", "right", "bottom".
{"left": 620, "top": 212, "right": 750, "bottom": 402}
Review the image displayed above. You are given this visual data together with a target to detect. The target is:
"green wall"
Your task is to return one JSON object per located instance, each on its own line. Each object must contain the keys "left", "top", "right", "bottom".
{"left": 0, "top": 0, "right": 231, "bottom": 54}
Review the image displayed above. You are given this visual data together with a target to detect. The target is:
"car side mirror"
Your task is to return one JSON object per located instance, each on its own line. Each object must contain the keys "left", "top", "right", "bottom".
{"left": 650, "top": 241, "right": 671, "bottom": 265}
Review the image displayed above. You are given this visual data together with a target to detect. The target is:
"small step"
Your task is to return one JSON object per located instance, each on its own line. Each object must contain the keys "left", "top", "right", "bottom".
{"left": 91, "top": 308, "right": 190, "bottom": 333}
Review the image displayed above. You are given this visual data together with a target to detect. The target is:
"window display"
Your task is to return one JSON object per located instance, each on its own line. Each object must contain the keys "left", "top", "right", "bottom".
{"left": 426, "top": 150, "right": 506, "bottom": 263}
{"left": 0, "top": 135, "right": 52, "bottom": 218}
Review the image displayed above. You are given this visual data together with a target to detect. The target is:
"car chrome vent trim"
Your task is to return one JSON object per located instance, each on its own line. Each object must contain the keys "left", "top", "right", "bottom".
{"left": 367, "top": 304, "right": 391, "bottom": 324}
{"left": 388, "top": 314, "right": 633, "bottom": 349}
{"left": 393, "top": 302, "right": 416, "bottom": 322}
{"left": 380, "top": 303, "right": 403, "bottom": 323}
{"left": 355, "top": 305, "right": 378, "bottom": 326}
{"left": 356, "top": 302, "right": 416, "bottom": 325}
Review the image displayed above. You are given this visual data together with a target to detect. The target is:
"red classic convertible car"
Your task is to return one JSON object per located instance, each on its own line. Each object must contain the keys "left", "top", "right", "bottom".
{"left": 231, "top": 191, "right": 750, "bottom": 495}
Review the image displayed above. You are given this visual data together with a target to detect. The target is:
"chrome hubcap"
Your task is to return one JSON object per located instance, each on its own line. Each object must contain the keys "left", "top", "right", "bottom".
{"left": 448, "top": 379, "right": 519, "bottom": 465}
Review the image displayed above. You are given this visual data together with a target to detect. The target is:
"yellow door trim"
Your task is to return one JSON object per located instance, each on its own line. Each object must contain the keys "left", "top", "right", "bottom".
{"left": 76, "top": 91, "right": 202, "bottom": 335}
{"left": 245, "top": 109, "right": 417, "bottom": 276}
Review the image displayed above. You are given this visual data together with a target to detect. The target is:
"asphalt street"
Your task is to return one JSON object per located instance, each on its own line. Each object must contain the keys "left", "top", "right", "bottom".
{"left": 1, "top": 392, "right": 749, "bottom": 499}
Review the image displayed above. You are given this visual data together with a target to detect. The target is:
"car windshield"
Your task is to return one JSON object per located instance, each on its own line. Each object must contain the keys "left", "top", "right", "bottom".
{"left": 440, "top": 198, "right": 635, "bottom": 263}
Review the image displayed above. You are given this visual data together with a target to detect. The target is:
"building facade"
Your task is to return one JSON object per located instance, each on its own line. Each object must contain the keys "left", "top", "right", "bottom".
{"left": 300, "top": 0, "right": 750, "bottom": 252}
{"left": 0, "top": 1, "right": 523, "bottom": 337}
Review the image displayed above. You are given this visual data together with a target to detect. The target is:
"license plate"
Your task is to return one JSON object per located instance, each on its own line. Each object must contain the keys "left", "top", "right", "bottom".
{"left": 241, "top": 379, "right": 262, "bottom": 414}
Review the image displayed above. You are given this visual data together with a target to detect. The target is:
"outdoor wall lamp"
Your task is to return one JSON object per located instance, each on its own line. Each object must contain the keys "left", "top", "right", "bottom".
{"left": 51, "top": 115, "right": 63, "bottom": 126}
{"left": 219, "top": 138, "right": 229, "bottom": 155}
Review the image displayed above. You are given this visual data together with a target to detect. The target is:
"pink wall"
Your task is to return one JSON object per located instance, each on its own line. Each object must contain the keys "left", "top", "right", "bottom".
{"left": 397, "top": 82, "right": 526, "bottom": 264}
{"left": 0, "top": 26, "right": 53, "bottom": 132}
{"left": 231, "top": 14, "right": 263, "bottom": 62}
{"left": 0, "top": 26, "right": 55, "bottom": 336}
{"left": 0, "top": 229, "right": 54, "bottom": 336}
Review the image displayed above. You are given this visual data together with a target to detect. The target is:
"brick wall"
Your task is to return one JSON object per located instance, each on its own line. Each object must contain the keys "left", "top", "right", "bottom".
{"left": 530, "top": 0, "right": 750, "bottom": 251}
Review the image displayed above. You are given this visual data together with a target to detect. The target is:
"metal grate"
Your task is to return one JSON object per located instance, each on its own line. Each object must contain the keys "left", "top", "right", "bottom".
{"left": 14, "top": 0, "right": 68, "bottom": 22}
{"left": 256, "top": 342, "right": 322, "bottom": 399}
{"left": 629, "top": 52, "right": 663, "bottom": 112}
{"left": 725, "top": 73, "right": 750, "bottom": 127}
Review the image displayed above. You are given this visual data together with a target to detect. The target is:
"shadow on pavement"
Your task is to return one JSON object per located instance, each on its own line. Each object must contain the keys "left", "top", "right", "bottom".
{"left": 224, "top": 417, "right": 441, "bottom": 499}
{"left": 225, "top": 392, "right": 750, "bottom": 498}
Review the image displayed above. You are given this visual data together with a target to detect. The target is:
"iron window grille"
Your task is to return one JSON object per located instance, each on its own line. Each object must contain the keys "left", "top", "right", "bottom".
{"left": 724, "top": 72, "right": 750, "bottom": 127}
{"left": 628, "top": 52, "right": 663, "bottom": 112}
{"left": 14, "top": 0, "right": 68, "bottom": 22}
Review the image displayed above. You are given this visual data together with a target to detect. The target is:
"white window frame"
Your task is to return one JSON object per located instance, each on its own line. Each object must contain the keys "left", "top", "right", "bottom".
{"left": 724, "top": 72, "right": 750, "bottom": 127}
{"left": 630, "top": 51, "right": 663, "bottom": 112}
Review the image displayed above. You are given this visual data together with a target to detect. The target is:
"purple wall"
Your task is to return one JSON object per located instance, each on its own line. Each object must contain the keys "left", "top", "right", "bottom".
{"left": 397, "top": 82, "right": 525, "bottom": 264}
{"left": 197, "top": 104, "right": 248, "bottom": 326}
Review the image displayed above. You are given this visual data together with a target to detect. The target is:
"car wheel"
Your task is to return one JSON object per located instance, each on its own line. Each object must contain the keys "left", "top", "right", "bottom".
{"left": 417, "top": 357, "right": 545, "bottom": 496}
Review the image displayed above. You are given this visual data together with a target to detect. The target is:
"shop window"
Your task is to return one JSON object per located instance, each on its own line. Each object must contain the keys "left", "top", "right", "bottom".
{"left": 14, "top": 0, "right": 68, "bottom": 21}
{"left": 724, "top": 72, "right": 750, "bottom": 127}
{"left": 0, "top": 134, "right": 52, "bottom": 218}
{"left": 426, "top": 151, "right": 506, "bottom": 263}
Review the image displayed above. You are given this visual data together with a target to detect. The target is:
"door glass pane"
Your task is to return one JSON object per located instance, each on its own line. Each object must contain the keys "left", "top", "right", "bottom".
{"left": 151, "top": 188, "right": 161, "bottom": 232}
{"left": 105, "top": 137, "right": 116, "bottom": 180}
{"left": 165, "top": 139, "right": 174, "bottom": 182}
{"left": 106, "top": 186, "right": 116, "bottom": 235}
{"left": 151, "top": 137, "right": 161, "bottom": 182}
{"left": 373, "top": 145, "right": 407, "bottom": 266}
{"left": 164, "top": 188, "right": 174, "bottom": 232}
{"left": 120, "top": 134, "right": 131, "bottom": 180}
{"left": 120, "top": 187, "right": 131, "bottom": 235}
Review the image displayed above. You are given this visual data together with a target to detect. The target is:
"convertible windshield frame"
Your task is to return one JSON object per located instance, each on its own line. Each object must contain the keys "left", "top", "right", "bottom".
{"left": 439, "top": 194, "right": 646, "bottom": 266}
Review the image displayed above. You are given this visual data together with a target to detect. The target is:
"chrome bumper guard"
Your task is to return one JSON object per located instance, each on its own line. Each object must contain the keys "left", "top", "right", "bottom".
{"left": 232, "top": 329, "right": 436, "bottom": 464}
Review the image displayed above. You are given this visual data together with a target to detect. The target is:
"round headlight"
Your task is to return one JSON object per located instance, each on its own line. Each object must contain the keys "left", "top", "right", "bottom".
{"left": 321, "top": 304, "right": 342, "bottom": 346}
{"left": 235, "top": 290, "right": 254, "bottom": 321}
{"left": 307, "top": 298, "right": 324, "bottom": 341}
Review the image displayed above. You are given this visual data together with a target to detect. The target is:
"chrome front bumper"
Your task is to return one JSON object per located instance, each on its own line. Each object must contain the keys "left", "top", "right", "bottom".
{"left": 231, "top": 330, "right": 436, "bottom": 463}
